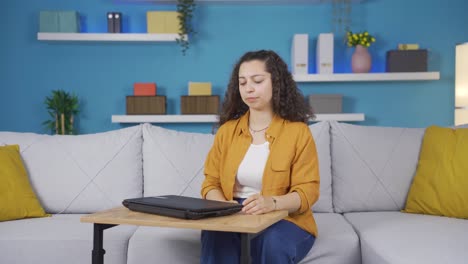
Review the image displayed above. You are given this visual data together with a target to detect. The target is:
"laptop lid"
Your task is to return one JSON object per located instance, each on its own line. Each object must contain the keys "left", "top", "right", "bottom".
{"left": 123, "top": 195, "right": 243, "bottom": 213}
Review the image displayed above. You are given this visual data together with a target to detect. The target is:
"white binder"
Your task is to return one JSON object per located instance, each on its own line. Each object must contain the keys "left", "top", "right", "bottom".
{"left": 316, "top": 33, "right": 334, "bottom": 74}
{"left": 455, "top": 43, "right": 468, "bottom": 125}
{"left": 291, "top": 34, "right": 309, "bottom": 75}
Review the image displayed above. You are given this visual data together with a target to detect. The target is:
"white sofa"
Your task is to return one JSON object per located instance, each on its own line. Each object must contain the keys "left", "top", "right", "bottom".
{"left": 1, "top": 121, "right": 467, "bottom": 264}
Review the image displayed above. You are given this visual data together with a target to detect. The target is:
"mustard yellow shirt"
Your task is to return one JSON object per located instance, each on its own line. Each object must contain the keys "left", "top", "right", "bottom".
{"left": 201, "top": 112, "right": 320, "bottom": 237}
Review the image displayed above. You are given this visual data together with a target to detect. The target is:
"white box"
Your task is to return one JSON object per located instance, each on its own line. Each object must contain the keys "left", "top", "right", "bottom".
{"left": 316, "top": 33, "right": 334, "bottom": 74}
{"left": 291, "top": 34, "right": 309, "bottom": 74}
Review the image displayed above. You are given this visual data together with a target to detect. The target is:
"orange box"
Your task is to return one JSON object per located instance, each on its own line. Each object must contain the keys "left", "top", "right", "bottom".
{"left": 134, "top": 83, "right": 157, "bottom": 96}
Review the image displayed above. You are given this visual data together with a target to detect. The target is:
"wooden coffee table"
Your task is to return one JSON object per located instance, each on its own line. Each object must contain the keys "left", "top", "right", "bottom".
{"left": 80, "top": 206, "right": 288, "bottom": 264}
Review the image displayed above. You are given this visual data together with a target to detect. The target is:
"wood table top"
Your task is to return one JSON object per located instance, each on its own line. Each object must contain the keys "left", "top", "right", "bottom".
{"left": 81, "top": 206, "right": 288, "bottom": 234}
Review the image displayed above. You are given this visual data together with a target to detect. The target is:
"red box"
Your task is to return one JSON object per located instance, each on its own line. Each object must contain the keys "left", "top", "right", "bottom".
{"left": 134, "top": 83, "right": 157, "bottom": 96}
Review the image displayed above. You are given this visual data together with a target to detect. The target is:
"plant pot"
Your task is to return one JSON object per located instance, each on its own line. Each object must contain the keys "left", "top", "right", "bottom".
{"left": 351, "top": 45, "right": 372, "bottom": 73}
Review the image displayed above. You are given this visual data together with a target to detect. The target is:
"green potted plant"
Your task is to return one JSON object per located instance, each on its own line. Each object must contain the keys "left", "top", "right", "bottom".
{"left": 43, "top": 90, "right": 79, "bottom": 135}
{"left": 176, "top": 0, "right": 196, "bottom": 55}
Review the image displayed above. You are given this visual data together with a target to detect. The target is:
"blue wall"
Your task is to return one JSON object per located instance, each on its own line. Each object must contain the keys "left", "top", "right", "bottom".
{"left": 1, "top": 0, "right": 468, "bottom": 134}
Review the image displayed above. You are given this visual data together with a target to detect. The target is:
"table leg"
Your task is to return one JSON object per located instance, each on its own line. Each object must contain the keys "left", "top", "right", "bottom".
{"left": 92, "top": 224, "right": 117, "bottom": 264}
{"left": 240, "top": 233, "right": 252, "bottom": 264}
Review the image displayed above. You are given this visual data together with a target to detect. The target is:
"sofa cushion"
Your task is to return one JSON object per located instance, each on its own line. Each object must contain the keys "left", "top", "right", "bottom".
{"left": 125, "top": 212, "right": 360, "bottom": 264}
{"left": 344, "top": 211, "right": 468, "bottom": 264}
{"left": 300, "top": 213, "right": 361, "bottom": 264}
{"left": 330, "top": 121, "right": 425, "bottom": 213}
{"left": 0, "top": 214, "right": 137, "bottom": 264}
{"left": 142, "top": 124, "right": 215, "bottom": 198}
{"left": 309, "top": 121, "right": 333, "bottom": 213}
{"left": 0, "top": 125, "right": 143, "bottom": 213}
{"left": 0, "top": 145, "right": 49, "bottom": 221}
{"left": 404, "top": 126, "right": 468, "bottom": 219}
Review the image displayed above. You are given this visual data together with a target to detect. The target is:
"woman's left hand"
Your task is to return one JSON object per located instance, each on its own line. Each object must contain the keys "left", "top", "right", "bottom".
{"left": 242, "top": 194, "right": 275, "bottom": 215}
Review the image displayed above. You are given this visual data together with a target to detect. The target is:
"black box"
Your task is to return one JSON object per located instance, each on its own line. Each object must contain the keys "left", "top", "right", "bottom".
{"left": 107, "top": 12, "right": 122, "bottom": 33}
{"left": 386, "top": 50, "right": 428, "bottom": 72}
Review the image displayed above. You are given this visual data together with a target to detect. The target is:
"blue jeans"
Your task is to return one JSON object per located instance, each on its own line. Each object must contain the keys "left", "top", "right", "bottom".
{"left": 200, "top": 198, "right": 315, "bottom": 264}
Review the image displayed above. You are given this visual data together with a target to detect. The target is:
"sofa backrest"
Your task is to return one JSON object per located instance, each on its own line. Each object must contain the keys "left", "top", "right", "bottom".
{"left": 142, "top": 124, "right": 215, "bottom": 198}
{"left": 309, "top": 121, "right": 333, "bottom": 213}
{"left": 0, "top": 125, "right": 143, "bottom": 214}
{"left": 142, "top": 122, "right": 333, "bottom": 213}
{"left": 330, "top": 121, "right": 425, "bottom": 213}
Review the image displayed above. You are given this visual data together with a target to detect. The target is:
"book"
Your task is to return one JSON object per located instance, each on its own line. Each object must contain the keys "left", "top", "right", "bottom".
{"left": 398, "top": 44, "right": 420, "bottom": 50}
{"left": 113, "top": 12, "right": 122, "bottom": 33}
{"left": 107, "top": 12, "right": 114, "bottom": 33}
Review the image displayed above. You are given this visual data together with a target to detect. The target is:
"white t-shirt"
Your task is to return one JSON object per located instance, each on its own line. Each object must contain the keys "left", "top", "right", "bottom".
{"left": 233, "top": 141, "right": 270, "bottom": 198}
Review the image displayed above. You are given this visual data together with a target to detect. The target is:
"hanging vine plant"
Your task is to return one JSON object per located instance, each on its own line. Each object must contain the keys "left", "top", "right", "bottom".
{"left": 176, "top": 0, "right": 196, "bottom": 55}
{"left": 332, "top": 0, "right": 352, "bottom": 34}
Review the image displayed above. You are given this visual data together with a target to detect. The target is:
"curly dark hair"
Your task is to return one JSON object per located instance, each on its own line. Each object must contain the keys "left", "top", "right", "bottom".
{"left": 218, "top": 50, "right": 313, "bottom": 127}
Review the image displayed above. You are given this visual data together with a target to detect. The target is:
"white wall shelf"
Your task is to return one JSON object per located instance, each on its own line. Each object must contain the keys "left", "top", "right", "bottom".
{"left": 117, "top": 0, "right": 363, "bottom": 4}
{"left": 293, "top": 72, "right": 440, "bottom": 82}
{"left": 37, "top": 33, "right": 186, "bottom": 42}
{"left": 112, "top": 114, "right": 365, "bottom": 123}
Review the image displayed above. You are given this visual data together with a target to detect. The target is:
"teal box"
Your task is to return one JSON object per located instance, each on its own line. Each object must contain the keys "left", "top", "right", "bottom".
{"left": 39, "top": 11, "right": 59, "bottom": 32}
{"left": 39, "top": 11, "right": 80, "bottom": 33}
{"left": 58, "top": 11, "right": 80, "bottom": 32}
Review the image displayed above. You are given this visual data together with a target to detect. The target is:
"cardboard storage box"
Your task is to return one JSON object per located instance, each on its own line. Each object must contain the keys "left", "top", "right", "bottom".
{"left": 188, "top": 82, "right": 212, "bottom": 96}
{"left": 181, "top": 96, "right": 219, "bottom": 114}
{"left": 39, "top": 11, "right": 80, "bottom": 32}
{"left": 147, "top": 11, "right": 180, "bottom": 34}
{"left": 308, "top": 94, "right": 342, "bottom": 114}
{"left": 134, "top": 83, "right": 157, "bottom": 96}
{"left": 126, "top": 96, "right": 166, "bottom": 115}
{"left": 386, "top": 50, "right": 428, "bottom": 72}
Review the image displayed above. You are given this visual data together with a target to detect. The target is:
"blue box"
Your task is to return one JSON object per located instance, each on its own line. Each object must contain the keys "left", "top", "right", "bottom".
{"left": 39, "top": 11, "right": 80, "bottom": 33}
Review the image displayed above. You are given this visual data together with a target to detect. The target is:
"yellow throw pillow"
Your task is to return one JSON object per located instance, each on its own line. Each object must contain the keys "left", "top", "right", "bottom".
{"left": 404, "top": 126, "right": 468, "bottom": 219}
{"left": 0, "top": 144, "right": 49, "bottom": 221}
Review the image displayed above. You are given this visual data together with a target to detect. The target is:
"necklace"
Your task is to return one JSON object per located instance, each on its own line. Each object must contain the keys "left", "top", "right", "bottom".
{"left": 249, "top": 125, "right": 269, "bottom": 134}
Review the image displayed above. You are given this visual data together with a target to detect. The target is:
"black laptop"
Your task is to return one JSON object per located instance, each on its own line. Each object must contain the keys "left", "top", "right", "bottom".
{"left": 122, "top": 195, "right": 243, "bottom": 220}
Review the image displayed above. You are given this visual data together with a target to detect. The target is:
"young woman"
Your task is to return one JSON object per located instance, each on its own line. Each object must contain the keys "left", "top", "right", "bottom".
{"left": 200, "top": 50, "right": 320, "bottom": 264}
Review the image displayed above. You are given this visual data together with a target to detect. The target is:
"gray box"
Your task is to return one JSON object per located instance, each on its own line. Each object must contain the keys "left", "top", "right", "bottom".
{"left": 386, "top": 50, "right": 428, "bottom": 72}
{"left": 308, "top": 94, "right": 342, "bottom": 113}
